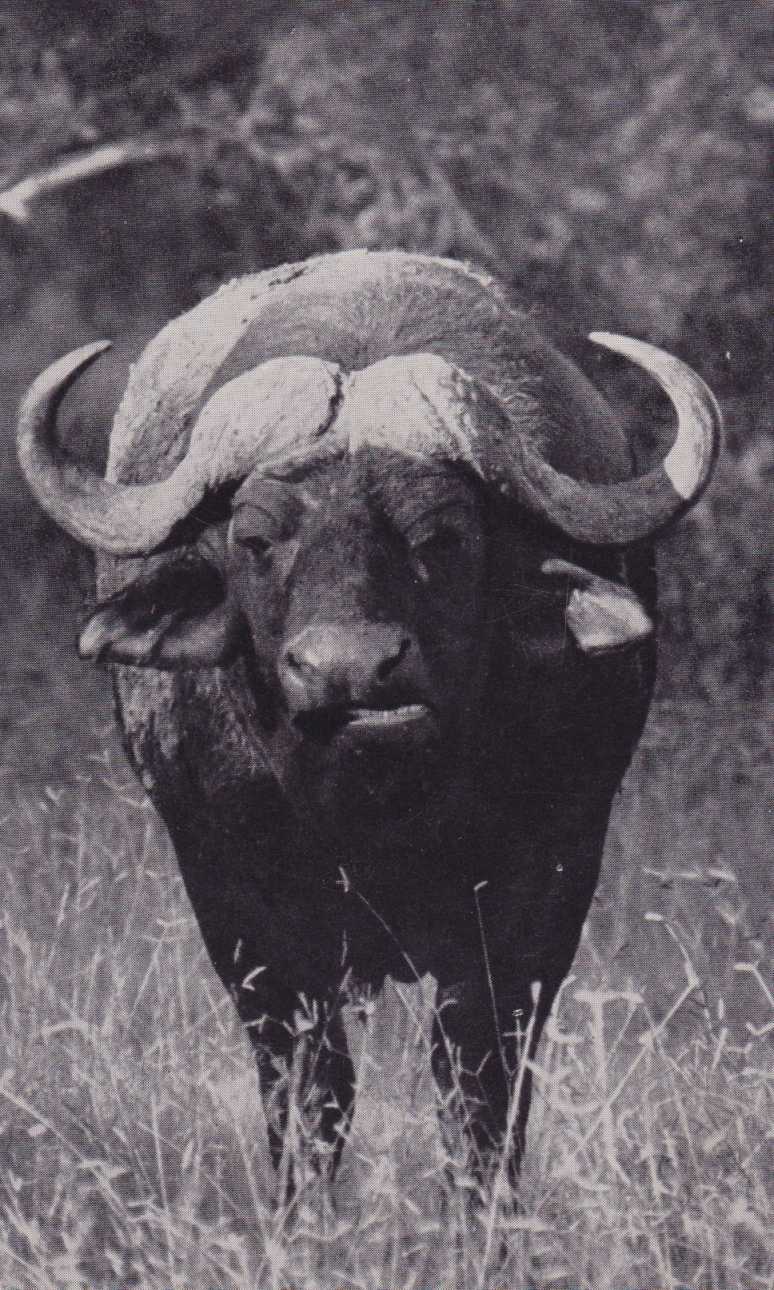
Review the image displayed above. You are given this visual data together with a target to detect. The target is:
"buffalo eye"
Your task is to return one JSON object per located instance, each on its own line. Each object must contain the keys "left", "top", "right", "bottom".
{"left": 230, "top": 480, "right": 303, "bottom": 566}
{"left": 409, "top": 525, "right": 466, "bottom": 585}
{"left": 239, "top": 533, "right": 273, "bottom": 559}
{"left": 230, "top": 507, "right": 279, "bottom": 566}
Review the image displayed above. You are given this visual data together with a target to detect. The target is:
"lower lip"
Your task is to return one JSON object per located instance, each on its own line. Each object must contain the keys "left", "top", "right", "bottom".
{"left": 344, "top": 704, "right": 432, "bottom": 729}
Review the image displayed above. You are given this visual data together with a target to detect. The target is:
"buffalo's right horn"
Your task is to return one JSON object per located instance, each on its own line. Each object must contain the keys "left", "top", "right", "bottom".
{"left": 17, "top": 343, "right": 207, "bottom": 555}
{"left": 17, "top": 346, "right": 343, "bottom": 556}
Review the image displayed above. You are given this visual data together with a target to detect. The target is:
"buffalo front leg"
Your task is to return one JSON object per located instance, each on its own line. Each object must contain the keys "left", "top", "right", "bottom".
{"left": 245, "top": 994, "right": 355, "bottom": 1176}
{"left": 431, "top": 972, "right": 550, "bottom": 1183}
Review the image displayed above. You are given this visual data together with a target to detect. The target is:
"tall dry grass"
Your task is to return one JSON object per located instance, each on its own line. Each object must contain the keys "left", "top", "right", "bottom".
{"left": 0, "top": 725, "right": 770, "bottom": 1290}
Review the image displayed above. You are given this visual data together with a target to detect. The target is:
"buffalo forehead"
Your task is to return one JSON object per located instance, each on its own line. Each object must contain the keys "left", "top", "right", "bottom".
{"left": 108, "top": 249, "right": 634, "bottom": 492}
{"left": 269, "top": 446, "right": 476, "bottom": 520}
{"left": 108, "top": 252, "right": 534, "bottom": 487}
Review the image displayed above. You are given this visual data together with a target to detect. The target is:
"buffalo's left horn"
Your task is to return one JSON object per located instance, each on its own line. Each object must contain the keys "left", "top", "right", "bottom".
{"left": 510, "top": 334, "right": 721, "bottom": 545}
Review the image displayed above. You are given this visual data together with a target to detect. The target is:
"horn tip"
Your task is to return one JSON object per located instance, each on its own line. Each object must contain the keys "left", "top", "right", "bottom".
{"left": 588, "top": 330, "right": 632, "bottom": 356}
{"left": 23, "top": 340, "right": 114, "bottom": 410}
{"left": 74, "top": 338, "right": 114, "bottom": 365}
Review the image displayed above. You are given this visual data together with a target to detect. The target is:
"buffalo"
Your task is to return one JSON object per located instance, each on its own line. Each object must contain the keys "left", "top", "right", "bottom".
{"left": 18, "top": 250, "right": 720, "bottom": 1176}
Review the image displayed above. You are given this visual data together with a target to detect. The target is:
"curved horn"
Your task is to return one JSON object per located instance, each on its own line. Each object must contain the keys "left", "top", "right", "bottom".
{"left": 503, "top": 334, "right": 722, "bottom": 546}
{"left": 17, "top": 346, "right": 343, "bottom": 556}
{"left": 17, "top": 343, "right": 204, "bottom": 555}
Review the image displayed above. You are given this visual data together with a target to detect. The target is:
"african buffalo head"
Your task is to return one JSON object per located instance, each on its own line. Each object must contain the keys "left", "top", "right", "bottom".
{"left": 17, "top": 261, "right": 719, "bottom": 837}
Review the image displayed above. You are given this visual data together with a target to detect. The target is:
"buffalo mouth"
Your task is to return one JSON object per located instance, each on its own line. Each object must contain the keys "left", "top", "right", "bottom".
{"left": 293, "top": 702, "right": 437, "bottom": 743}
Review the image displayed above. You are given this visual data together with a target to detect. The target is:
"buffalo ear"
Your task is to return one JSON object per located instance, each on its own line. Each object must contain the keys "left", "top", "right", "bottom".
{"left": 78, "top": 552, "right": 243, "bottom": 668}
{"left": 541, "top": 558, "right": 654, "bottom": 656}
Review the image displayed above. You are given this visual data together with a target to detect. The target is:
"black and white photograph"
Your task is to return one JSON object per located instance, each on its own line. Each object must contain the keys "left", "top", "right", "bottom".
{"left": 0, "top": 3, "right": 771, "bottom": 1286}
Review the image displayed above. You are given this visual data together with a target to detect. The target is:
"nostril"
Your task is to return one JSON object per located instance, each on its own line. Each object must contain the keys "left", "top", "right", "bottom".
{"left": 376, "top": 636, "right": 412, "bottom": 683}
{"left": 283, "top": 648, "right": 303, "bottom": 676}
